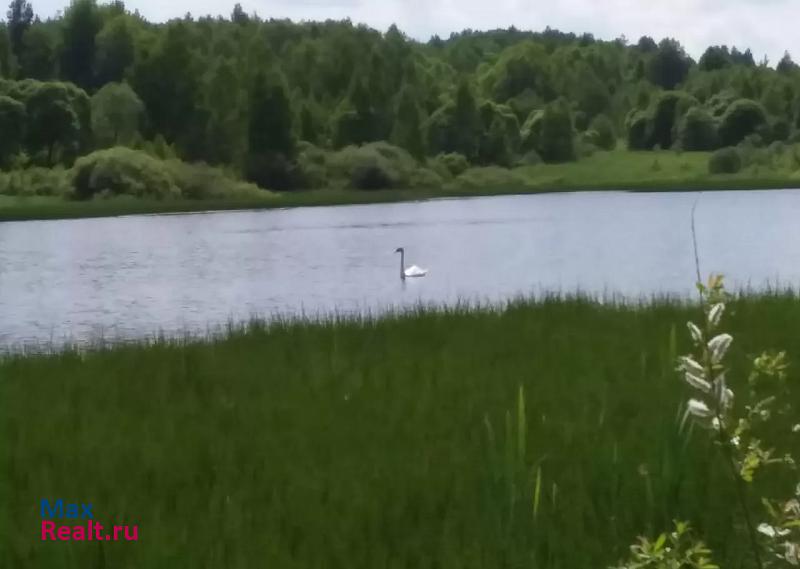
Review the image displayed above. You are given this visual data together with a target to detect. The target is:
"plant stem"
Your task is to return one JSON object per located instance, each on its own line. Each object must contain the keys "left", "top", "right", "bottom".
{"left": 717, "top": 424, "right": 764, "bottom": 569}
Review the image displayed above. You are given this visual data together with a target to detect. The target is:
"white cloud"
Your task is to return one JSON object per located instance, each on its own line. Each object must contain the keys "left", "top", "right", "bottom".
{"left": 32, "top": 0, "right": 798, "bottom": 63}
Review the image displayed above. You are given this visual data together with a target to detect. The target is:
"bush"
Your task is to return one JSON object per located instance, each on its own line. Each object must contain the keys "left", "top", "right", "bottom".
{"left": 351, "top": 160, "right": 394, "bottom": 190}
{"left": 72, "top": 147, "right": 179, "bottom": 200}
{"left": 515, "top": 149, "right": 543, "bottom": 167}
{"left": 433, "top": 152, "right": 470, "bottom": 177}
{"left": 408, "top": 167, "right": 444, "bottom": 189}
{"left": 573, "top": 110, "right": 589, "bottom": 131}
{"left": 675, "top": 107, "right": 718, "bottom": 151}
{"left": 294, "top": 143, "right": 328, "bottom": 189}
{"left": 245, "top": 152, "right": 298, "bottom": 191}
{"left": 71, "top": 147, "right": 264, "bottom": 200}
{"left": 520, "top": 99, "right": 576, "bottom": 163}
{"left": 648, "top": 90, "right": 697, "bottom": 149}
{"left": 771, "top": 118, "right": 791, "bottom": 142}
{"left": 588, "top": 114, "right": 616, "bottom": 150}
{"left": 625, "top": 109, "right": 650, "bottom": 150}
{"left": 718, "top": 99, "right": 768, "bottom": 147}
{"left": 0, "top": 166, "right": 71, "bottom": 196}
{"left": 328, "top": 142, "right": 418, "bottom": 190}
{"left": 708, "top": 147, "right": 742, "bottom": 174}
{"left": 166, "top": 161, "right": 263, "bottom": 200}
{"left": 576, "top": 137, "right": 597, "bottom": 158}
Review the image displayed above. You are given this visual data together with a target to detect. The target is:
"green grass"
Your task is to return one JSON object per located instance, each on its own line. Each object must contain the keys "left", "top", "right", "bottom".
{"left": 2, "top": 149, "right": 800, "bottom": 222}
{"left": 2, "top": 295, "right": 799, "bottom": 568}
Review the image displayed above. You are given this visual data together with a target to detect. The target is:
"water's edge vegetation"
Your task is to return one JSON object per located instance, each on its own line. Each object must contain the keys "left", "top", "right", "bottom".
{"left": 3, "top": 148, "right": 800, "bottom": 221}
{"left": 3, "top": 294, "right": 799, "bottom": 567}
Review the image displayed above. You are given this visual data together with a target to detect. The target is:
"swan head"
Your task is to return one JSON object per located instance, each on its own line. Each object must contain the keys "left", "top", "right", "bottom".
{"left": 394, "top": 247, "right": 404, "bottom": 254}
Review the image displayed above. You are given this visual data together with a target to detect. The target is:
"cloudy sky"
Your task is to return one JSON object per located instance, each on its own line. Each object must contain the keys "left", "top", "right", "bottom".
{"left": 34, "top": 0, "right": 796, "bottom": 64}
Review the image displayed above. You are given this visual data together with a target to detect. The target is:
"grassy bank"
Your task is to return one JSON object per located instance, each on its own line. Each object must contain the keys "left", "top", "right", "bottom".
{"left": 2, "top": 295, "right": 799, "bottom": 567}
{"left": 2, "top": 149, "right": 800, "bottom": 222}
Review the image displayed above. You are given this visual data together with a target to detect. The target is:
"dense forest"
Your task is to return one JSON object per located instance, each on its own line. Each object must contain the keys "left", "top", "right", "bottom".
{"left": 1, "top": 0, "right": 799, "bottom": 197}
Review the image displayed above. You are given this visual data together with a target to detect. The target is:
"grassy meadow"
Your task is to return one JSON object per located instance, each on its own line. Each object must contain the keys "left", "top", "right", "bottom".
{"left": 3, "top": 148, "right": 800, "bottom": 222}
{"left": 2, "top": 295, "right": 800, "bottom": 568}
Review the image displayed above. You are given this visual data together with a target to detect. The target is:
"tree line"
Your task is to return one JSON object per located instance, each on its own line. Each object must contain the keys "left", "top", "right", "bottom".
{"left": 1, "top": 0, "right": 799, "bottom": 190}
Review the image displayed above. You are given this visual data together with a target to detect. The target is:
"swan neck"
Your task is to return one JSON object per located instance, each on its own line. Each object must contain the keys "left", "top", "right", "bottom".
{"left": 399, "top": 250, "right": 405, "bottom": 278}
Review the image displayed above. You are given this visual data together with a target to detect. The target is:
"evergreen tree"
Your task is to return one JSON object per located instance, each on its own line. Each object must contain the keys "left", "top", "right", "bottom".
{"left": 60, "top": 0, "right": 102, "bottom": 89}
{"left": 6, "top": 0, "right": 32, "bottom": 61}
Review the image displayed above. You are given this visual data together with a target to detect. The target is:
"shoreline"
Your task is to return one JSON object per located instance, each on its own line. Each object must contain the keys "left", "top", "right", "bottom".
{"left": 1, "top": 175, "right": 800, "bottom": 222}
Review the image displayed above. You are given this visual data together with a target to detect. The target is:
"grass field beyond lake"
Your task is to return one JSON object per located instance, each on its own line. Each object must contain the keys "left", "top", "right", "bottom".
{"left": 2, "top": 296, "right": 800, "bottom": 568}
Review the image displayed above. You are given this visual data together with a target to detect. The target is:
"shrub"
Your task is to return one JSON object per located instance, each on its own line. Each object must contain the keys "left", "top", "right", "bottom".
{"left": 166, "top": 161, "right": 263, "bottom": 200}
{"left": 708, "top": 147, "right": 742, "bottom": 174}
{"left": 328, "top": 142, "right": 418, "bottom": 190}
{"left": 408, "top": 167, "right": 444, "bottom": 189}
{"left": 573, "top": 110, "right": 589, "bottom": 132}
{"left": 648, "top": 90, "right": 698, "bottom": 149}
{"left": 675, "top": 107, "right": 718, "bottom": 151}
{"left": 625, "top": 109, "right": 650, "bottom": 150}
{"left": 294, "top": 143, "right": 328, "bottom": 189}
{"left": 520, "top": 99, "right": 576, "bottom": 163}
{"left": 588, "top": 114, "right": 616, "bottom": 150}
{"left": 433, "top": 152, "right": 470, "bottom": 177}
{"left": 351, "top": 160, "right": 394, "bottom": 190}
{"left": 515, "top": 149, "right": 543, "bottom": 167}
{"left": 771, "top": 118, "right": 791, "bottom": 142}
{"left": 71, "top": 147, "right": 263, "bottom": 200}
{"left": 718, "top": 99, "right": 768, "bottom": 147}
{"left": 0, "top": 166, "right": 71, "bottom": 196}
{"left": 245, "top": 152, "right": 297, "bottom": 191}
{"left": 72, "top": 147, "right": 179, "bottom": 200}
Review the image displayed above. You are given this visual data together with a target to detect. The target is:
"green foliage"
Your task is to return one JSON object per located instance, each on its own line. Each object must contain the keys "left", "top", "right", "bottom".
{"left": 90, "top": 82, "right": 144, "bottom": 147}
{"left": 390, "top": 82, "right": 426, "bottom": 159}
{"left": 478, "top": 101, "right": 519, "bottom": 166}
{"left": 647, "top": 38, "right": 692, "bottom": 90}
{"left": 613, "top": 522, "right": 718, "bottom": 569}
{"left": 719, "top": 99, "right": 769, "bottom": 147}
{"left": 676, "top": 107, "right": 719, "bottom": 151}
{"left": 480, "top": 41, "right": 551, "bottom": 103}
{"left": 59, "top": 0, "right": 101, "bottom": 90}
{"left": 433, "top": 152, "right": 469, "bottom": 177}
{"left": 708, "top": 147, "right": 743, "bottom": 174}
{"left": 245, "top": 70, "right": 296, "bottom": 190}
{"left": 94, "top": 15, "right": 136, "bottom": 85}
{"left": 589, "top": 114, "right": 616, "bottom": 150}
{"left": 72, "top": 146, "right": 179, "bottom": 199}
{"left": 426, "top": 78, "right": 482, "bottom": 161}
{"left": 626, "top": 109, "right": 651, "bottom": 150}
{"left": 8, "top": 296, "right": 800, "bottom": 567}
{"left": 2, "top": 10, "right": 800, "bottom": 188}
{"left": 19, "top": 24, "right": 57, "bottom": 80}
{"left": 524, "top": 98, "right": 576, "bottom": 163}
{"left": 24, "top": 81, "right": 82, "bottom": 164}
{"left": 6, "top": 0, "right": 33, "bottom": 61}
{"left": 71, "top": 146, "right": 263, "bottom": 200}
{"left": 130, "top": 21, "right": 201, "bottom": 154}
{"left": 0, "top": 165, "right": 70, "bottom": 195}
{"left": 699, "top": 46, "right": 732, "bottom": 72}
{"left": 0, "top": 93, "right": 25, "bottom": 164}
{"left": 327, "top": 141, "right": 436, "bottom": 190}
{"left": 648, "top": 91, "right": 698, "bottom": 150}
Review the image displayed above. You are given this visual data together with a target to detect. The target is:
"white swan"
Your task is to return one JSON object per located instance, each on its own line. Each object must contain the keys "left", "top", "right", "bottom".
{"left": 395, "top": 247, "right": 428, "bottom": 279}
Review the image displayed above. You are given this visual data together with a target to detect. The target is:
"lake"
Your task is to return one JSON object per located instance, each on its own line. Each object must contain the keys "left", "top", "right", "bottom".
{"left": 2, "top": 189, "right": 800, "bottom": 346}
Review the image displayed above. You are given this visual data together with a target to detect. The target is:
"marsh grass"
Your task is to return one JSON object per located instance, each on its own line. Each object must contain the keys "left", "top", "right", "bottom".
{"left": 2, "top": 295, "right": 800, "bottom": 568}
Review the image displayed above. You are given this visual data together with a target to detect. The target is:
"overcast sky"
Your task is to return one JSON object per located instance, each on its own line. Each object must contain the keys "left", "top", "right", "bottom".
{"left": 33, "top": 0, "right": 796, "bottom": 64}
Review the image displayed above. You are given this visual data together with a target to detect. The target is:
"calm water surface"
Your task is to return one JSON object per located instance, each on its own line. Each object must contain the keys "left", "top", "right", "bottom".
{"left": 2, "top": 190, "right": 800, "bottom": 345}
